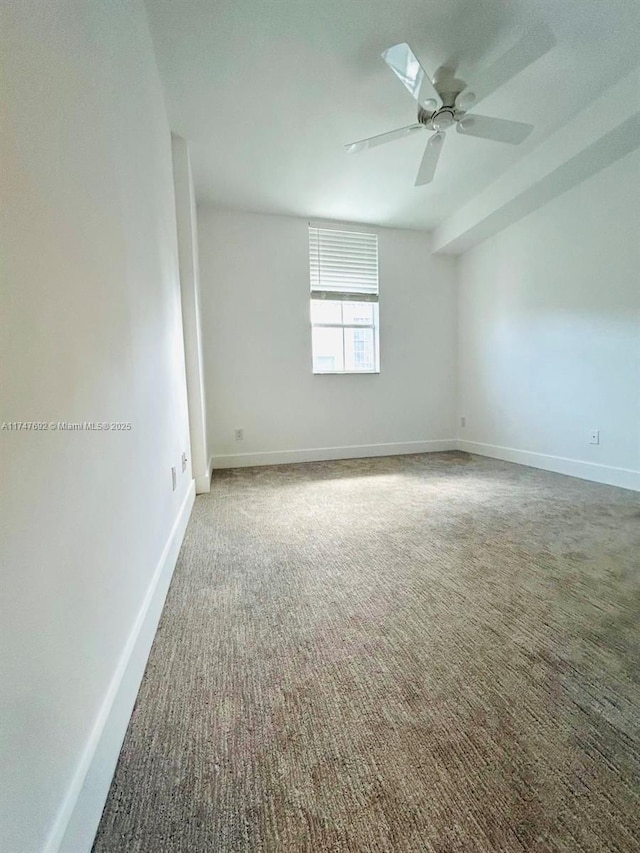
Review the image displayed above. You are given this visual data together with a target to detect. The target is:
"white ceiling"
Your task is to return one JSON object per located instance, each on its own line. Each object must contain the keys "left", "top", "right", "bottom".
{"left": 145, "top": 0, "right": 640, "bottom": 230}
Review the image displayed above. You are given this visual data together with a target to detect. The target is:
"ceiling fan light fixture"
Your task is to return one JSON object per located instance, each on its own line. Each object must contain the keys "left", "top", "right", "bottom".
{"left": 431, "top": 109, "right": 455, "bottom": 131}
{"left": 456, "top": 91, "right": 476, "bottom": 111}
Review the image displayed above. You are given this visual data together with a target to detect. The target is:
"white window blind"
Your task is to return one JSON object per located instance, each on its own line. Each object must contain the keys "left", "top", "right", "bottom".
{"left": 309, "top": 226, "right": 379, "bottom": 302}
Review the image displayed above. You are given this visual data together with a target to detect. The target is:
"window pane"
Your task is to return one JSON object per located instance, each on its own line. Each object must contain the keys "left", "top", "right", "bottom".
{"left": 344, "top": 327, "right": 375, "bottom": 371}
{"left": 312, "top": 326, "right": 344, "bottom": 372}
{"left": 311, "top": 299, "right": 342, "bottom": 324}
{"left": 342, "top": 301, "right": 374, "bottom": 325}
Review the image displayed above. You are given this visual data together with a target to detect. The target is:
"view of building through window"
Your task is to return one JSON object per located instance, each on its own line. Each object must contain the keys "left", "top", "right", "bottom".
{"left": 311, "top": 300, "right": 378, "bottom": 372}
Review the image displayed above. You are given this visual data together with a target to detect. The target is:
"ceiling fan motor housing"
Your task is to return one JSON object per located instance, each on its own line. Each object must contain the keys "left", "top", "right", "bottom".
{"left": 419, "top": 69, "right": 468, "bottom": 131}
{"left": 417, "top": 105, "right": 433, "bottom": 125}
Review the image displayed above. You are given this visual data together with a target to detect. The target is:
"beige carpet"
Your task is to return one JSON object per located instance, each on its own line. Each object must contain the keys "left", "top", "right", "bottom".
{"left": 93, "top": 452, "right": 640, "bottom": 852}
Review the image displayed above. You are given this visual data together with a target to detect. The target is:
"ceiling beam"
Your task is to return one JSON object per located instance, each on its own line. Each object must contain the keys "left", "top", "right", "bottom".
{"left": 432, "top": 67, "right": 640, "bottom": 254}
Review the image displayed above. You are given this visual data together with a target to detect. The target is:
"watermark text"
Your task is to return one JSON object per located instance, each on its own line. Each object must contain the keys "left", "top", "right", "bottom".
{"left": 2, "top": 421, "right": 132, "bottom": 431}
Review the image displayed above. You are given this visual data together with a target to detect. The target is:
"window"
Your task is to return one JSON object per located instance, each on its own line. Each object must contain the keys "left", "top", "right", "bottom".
{"left": 309, "top": 226, "right": 380, "bottom": 374}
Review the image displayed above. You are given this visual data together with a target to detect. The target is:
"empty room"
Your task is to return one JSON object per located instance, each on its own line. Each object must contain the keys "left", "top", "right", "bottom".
{"left": 1, "top": 0, "right": 639, "bottom": 851}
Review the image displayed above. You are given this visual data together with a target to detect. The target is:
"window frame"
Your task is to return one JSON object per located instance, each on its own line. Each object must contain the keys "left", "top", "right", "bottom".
{"left": 309, "top": 225, "right": 380, "bottom": 376}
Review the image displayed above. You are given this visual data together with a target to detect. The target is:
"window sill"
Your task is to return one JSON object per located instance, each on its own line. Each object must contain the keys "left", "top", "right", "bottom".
{"left": 313, "top": 370, "right": 380, "bottom": 375}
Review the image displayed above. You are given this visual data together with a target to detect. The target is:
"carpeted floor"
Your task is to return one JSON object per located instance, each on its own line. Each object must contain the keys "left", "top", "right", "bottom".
{"left": 93, "top": 452, "right": 640, "bottom": 852}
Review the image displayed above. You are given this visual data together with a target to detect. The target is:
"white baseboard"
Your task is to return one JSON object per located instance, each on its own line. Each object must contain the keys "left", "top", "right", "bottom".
{"left": 212, "top": 439, "right": 458, "bottom": 469}
{"left": 44, "top": 481, "right": 196, "bottom": 853}
{"left": 458, "top": 440, "right": 640, "bottom": 491}
{"left": 195, "top": 456, "right": 213, "bottom": 494}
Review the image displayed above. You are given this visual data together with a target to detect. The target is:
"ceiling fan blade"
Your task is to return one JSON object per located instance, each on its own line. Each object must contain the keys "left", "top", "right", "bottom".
{"left": 345, "top": 123, "right": 423, "bottom": 153}
{"left": 467, "top": 22, "right": 555, "bottom": 107}
{"left": 381, "top": 43, "right": 440, "bottom": 107}
{"left": 415, "top": 132, "right": 445, "bottom": 186}
{"left": 457, "top": 114, "right": 533, "bottom": 144}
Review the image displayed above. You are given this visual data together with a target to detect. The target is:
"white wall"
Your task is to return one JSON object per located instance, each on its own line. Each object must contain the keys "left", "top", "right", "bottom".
{"left": 0, "top": 1, "right": 193, "bottom": 851}
{"left": 197, "top": 209, "right": 458, "bottom": 466}
{"left": 457, "top": 147, "right": 640, "bottom": 489}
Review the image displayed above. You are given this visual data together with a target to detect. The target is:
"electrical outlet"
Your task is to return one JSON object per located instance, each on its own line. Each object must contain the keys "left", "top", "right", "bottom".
{"left": 460, "top": 416, "right": 466, "bottom": 428}
{"left": 181, "top": 451, "right": 188, "bottom": 472}
{"left": 589, "top": 429, "right": 600, "bottom": 445}
{"left": 235, "top": 428, "right": 244, "bottom": 441}
{"left": 171, "top": 466, "right": 177, "bottom": 491}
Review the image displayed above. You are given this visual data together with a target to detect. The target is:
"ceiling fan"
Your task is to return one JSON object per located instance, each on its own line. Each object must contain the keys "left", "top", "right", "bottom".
{"left": 346, "top": 24, "right": 554, "bottom": 186}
